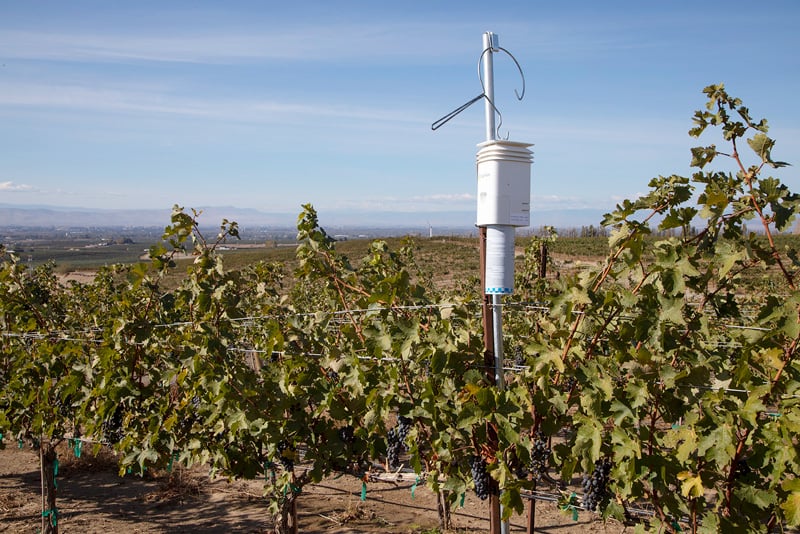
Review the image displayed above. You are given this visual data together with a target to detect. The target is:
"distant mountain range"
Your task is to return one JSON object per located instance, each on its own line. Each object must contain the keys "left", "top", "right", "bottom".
{"left": 0, "top": 203, "right": 610, "bottom": 231}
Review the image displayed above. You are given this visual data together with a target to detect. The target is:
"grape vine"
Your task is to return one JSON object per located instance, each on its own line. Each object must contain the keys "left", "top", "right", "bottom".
{"left": 0, "top": 85, "right": 798, "bottom": 534}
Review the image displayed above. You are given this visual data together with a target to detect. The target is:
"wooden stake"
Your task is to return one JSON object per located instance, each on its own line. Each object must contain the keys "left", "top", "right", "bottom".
{"left": 40, "top": 440, "right": 58, "bottom": 534}
{"left": 527, "top": 479, "right": 536, "bottom": 534}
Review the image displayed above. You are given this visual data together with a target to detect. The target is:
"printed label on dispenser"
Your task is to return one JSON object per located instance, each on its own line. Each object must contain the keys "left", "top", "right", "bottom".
{"left": 485, "top": 225, "right": 515, "bottom": 295}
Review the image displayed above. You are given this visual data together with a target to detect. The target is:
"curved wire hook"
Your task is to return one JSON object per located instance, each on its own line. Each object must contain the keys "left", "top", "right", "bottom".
{"left": 498, "top": 47, "right": 526, "bottom": 101}
{"left": 485, "top": 93, "right": 505, "bottom": 140}
{"left": 478, "top": 46, "right": 526, "bottom": 102}
{"left": 477, "top": 46, "right": 525, "bottom": 139}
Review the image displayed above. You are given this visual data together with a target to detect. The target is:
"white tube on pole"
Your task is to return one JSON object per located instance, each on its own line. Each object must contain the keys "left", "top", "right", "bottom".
{"left": 484, "top": 225, "right": 515, "bottom": 295}
{"left": 482, "top": 32, "right": 497, "bottom": 142}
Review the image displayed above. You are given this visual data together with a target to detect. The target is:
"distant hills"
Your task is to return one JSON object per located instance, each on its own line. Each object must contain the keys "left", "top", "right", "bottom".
{"left": 0, "top": 205, "right": 291, "bottom": 229}
{"left": 0, "top": 203, "right": 610, "bottom": 232}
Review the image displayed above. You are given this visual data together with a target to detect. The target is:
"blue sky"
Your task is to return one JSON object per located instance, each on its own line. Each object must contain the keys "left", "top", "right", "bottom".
{"left": 1, "top": 1, "right": 798, "bottom": 225}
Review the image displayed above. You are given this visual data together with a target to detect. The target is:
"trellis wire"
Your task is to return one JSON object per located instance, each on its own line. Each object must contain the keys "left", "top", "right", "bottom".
{"left": 2, "top": 298, "right": 792, "bottom": 402}
{"left": 0, "top": 297, "right": 781, "bottom": 341}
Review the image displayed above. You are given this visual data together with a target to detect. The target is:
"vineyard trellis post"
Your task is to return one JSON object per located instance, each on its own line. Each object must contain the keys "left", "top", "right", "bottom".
{"left": 479, "top": 30, "right": 532, "bottom": 534}
{"left": 40, "top": 440, "right": 58, "bottom": 534}
{"left": 432, "top": 30, "right": 532, "bottom": 533}
{"left": 482, "top": 31, "right": 505, "bottom": 534}
{"left": 526, "top": 243, "right": 545, "bottom": 534}
{"left": 480, "top": 226, "right": 502, "bottom": 533}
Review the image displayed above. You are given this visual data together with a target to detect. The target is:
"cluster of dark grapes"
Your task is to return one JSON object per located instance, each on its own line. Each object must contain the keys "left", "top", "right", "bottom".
{"left": 514, "top": 433, "right": 551, "bottom": 480}
{"left": 513, "top": 347, "right": 526, "bottom": 367}
{"left": 178, "top": 396, "right": 202, "bottom": 436}
{"left": 562, "top": 376, "right": 578, "bottom": 392}
{"left": 326, "top": 369, "right": 340, "bottom": 383}
{"left": 189, "top": 395, "right": 202, "bottom": 422}
{"left": 53, "top": 394, "right": 73, "bottom": 419}
{"left": 276, "top": 441, "right": 296, "bottom": 471}
{"left": 386, "top": 416, "right": 412, "bottom": 469}
{"left": 338, "top": 425, "right": 355, "bottom": 445}
{"left": 21, "top": 434, "right": 41, "bottom": 450}
{"left": 102, "top": 405, "right": 124, "bottom": 445}
{"left": 582, "top": 458, "right": 612, "bottom": 512}
{"left": 529, "top": 433, "right": 551, "bottom": 479}
{"left": 734, "top": 457, "right": 752, "bottom": 478}
{"left": 470, "top": 455, "right": 491, "bottom": 500}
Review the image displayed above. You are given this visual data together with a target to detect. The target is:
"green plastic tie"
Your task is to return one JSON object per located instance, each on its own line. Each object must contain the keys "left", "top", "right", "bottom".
{"left": 672, "top": 520, "right": 683, "bottom": 532}
{"left": 73, "top": 439, "right": 82, "bottom": 458}
{"left": 459, "top": 492, "right": 466, "bottom": 507}
{"left": 18, "top": 438, "right": 24, "bottom": 449}
{"left": 559, "top": 492, "right": 579, "bottom": 521}
{"left": 360, "top": 481, "right": 367, "bottom": 501}
{"left": 123, "top": 465, "right": 146, "bottom": 477}
{"left": 167, "top": 452, "right": 178, "bottom": 473}
{"left": 281, "top": 482, "right": 302, "bottom": 497}
{"left": 411, "top": 476, "right": 419, "bottom": 499}
{"left": 263, "top": 460, "right": 273, "bottom": 481}
{"left": 53, "top": 458, "right": 59, "bottom": 477}
{"left": 42, "top": 507, "right": 58, "bottom": 527}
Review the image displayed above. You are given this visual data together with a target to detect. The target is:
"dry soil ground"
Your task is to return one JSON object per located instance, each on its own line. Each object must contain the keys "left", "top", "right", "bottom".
{"left": 0, "top": 444, "right": 628, "bottom": 533}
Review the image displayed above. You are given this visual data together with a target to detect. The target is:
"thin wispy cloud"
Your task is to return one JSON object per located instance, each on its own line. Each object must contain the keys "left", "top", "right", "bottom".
{"left": 326, "top": 193, "right": 475, "bottom": 212}
{"left": 610, "top": 193, "right": 647, "bottom": 202}
{"left": 0, "top": 25, "right": 472, "bottom": 65}
{"left": 409, "top": 193, "right": 475, "bottom": 202}
{"left": 0, "top": 181, "right": 36, "bottom": 192}
{"left": 0, "top": 29, "right": 314, "bottom": 64}
{"left": 0, "top": 82, "right": 204, "bottom": 116}
{"left": 0, "top": 80, "right": 432, "bottom": 126}
{"left": 0, "top": 15, "right": 676, "bottom": 67}
{"left": 531, "top": 195, "right": 614, "bottom": 212}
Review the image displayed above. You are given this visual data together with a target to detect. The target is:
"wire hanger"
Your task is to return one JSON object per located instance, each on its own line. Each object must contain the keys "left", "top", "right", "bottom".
{"left": 431, "top": 43, "right": 526, "bottom": 138}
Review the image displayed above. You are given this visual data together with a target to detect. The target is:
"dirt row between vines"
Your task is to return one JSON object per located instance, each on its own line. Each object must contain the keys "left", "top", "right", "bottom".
{"left": 0, "top": 445, "right": 627, "bottom": 533}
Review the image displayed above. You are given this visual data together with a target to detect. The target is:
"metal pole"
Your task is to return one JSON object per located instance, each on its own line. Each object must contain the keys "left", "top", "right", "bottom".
{"left": 492, "top": 294, "right": 504, "bottom": 391}
{"left": 480, "top": 228, "right": 501, "bottom": 534}
{"left": 482, "top": 32, "right": 497, "bottom": 142}
{"left": 493, "top": 294, "right": 509, "bottom": 534}
{"left": 480, "top": 227, "right": 495, "bottom": 383}
{"left": 483, "top": 30, "right": 509, "bottom": 534}
{"left": 495, "top": 291, "right": 509, "bottom": 534}
{"left": 482, "top": 32, "right": 500, "bottom": 534}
